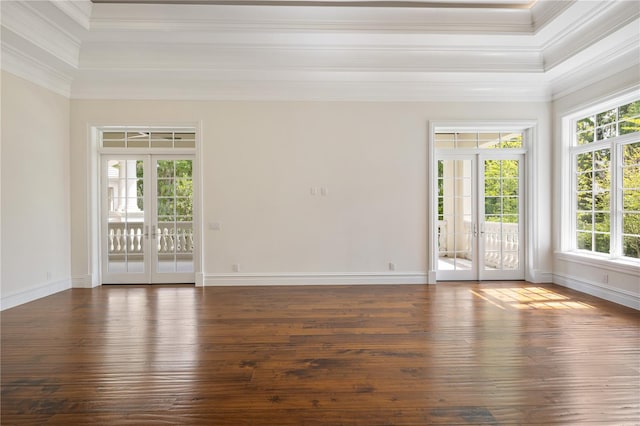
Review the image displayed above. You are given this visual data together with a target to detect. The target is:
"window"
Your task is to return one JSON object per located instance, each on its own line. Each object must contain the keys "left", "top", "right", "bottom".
{"left": 435, "top": 132, "right": 523, "bottom": 149}
{"left": 570, "top": 98, "right": 640, "bottom": 261}
{"left": 101, "top": 129, "right": 196, "bottom": 149}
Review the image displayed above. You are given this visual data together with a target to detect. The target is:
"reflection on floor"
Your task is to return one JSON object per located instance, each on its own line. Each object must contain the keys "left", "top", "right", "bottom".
{"left": 472, "top": 286, "right": 595, "bottom": 310}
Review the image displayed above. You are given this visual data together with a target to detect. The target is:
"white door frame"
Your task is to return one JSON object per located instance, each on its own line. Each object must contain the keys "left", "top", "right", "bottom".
{"left": 428, "top": 121, "right": 537, "bottom": 283}
{"left": 86, "top": 123, "right": 203, "bottom": 287}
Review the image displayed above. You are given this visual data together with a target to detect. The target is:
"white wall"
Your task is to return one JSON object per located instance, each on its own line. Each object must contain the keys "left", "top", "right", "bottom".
{"left": 552, "top": 65, "right": 640, "bottom": 309}
{"left": 1, "top": 71, "right": 71, "bottom": 309}
{"left": 70, "top": 100, "right": 552, "bottom": 285}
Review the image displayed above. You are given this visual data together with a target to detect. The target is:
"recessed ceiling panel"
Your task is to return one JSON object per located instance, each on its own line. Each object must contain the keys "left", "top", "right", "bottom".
{"left": 90, "top": 0, "right": 537, "bottom": 8}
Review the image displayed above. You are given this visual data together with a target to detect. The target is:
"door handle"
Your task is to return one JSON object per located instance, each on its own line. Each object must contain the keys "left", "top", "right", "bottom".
{"left": 144, "top": 225, "right": 149, "bottom": 239}
{"left": 152, "top": 224, "right": 157, "bottom": 239}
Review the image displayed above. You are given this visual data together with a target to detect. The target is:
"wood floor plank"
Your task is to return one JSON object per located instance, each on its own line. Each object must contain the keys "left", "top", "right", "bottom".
{"left": 2, "top": 282, "right": 639, "bottom": 424}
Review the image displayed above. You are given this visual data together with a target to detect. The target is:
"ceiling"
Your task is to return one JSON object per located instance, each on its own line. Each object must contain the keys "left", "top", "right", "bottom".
{"left": 89, "top": 0, "right": 537, "bottom": 8}
{"left": 1, "top": 0, "right": 638, "bottom": 101}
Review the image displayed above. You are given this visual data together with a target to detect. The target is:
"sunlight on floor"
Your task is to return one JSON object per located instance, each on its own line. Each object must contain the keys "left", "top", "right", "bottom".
{"left": 471, "top": 287, "right": 595, "bottom": 310}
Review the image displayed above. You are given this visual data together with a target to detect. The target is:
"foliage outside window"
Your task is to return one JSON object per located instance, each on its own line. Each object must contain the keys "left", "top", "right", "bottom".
{"left": 136, "top": 160, "right": 193, "bottom": 223}
{"left": 484, "top": 159, "right": 519, "bottom": 223}
{"left": 437, "top": 132, "right": 523, "bottom": 222}
{"left": 573, "top": 100, "right": 640, "bottom": 259}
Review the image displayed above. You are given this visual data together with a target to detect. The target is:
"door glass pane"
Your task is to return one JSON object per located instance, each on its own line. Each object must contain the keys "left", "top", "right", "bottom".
{"left": 438, "top": 159, "right": 474, "bottom": 271}
{"left": 622, "top": 142, "right": 640, "bottom": 259}
{"left": 156, "top": 159, "right": 194, "bottom": 273}
{"left": 107, "top": 159, "right": 145, "bottom": 273}
{"left": 483, "top": 159, "right": 520, "bottom": 271}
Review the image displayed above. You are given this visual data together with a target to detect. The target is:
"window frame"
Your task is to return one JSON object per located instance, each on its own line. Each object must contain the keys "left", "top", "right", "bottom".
{"left": 428, "top": 120, "right": 537, "bottom": 283}
{"left": 98, "top": 126, "right": 197, "bottom": 153}
{"left": 562, "top": 92, "right": 640, "bottom": 265}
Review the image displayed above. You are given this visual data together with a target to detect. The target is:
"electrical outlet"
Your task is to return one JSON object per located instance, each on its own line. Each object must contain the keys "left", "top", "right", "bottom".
{"left": 602, "top": 273, "right": 608, "bottom": 284}
{"left": 46, "top": 271, "right": 52, "bottom": 280}
{"left": 388, "top": 262, "right": 396, "bottom": 271}
{"left": 232, "top": 264, "right": 240, "bottom": 273}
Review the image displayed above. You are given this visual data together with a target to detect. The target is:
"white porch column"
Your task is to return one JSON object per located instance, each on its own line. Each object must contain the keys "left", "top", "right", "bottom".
{"left": 117, "top": 160, "right": 140, "bottom": 212}
{"left": 117, "top": 161, "right": 126, "bottom": 211}
{"left": 125, "top": 160, "right": 140, "bottom": 212}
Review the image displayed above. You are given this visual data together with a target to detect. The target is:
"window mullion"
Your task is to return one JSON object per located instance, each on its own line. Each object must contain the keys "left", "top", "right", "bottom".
{"left": 611, "top": 108, "right": 621, "bottom": 259}
{"left": 611, "top": 141, "right": 621, "bottom": 258}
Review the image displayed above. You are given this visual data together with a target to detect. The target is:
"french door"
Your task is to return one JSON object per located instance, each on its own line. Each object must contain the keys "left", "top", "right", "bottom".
{"left": 101, "top": 155, "right": 195, "bottom": 284}
{"left": 436, "top": 153, "right": 524, "bottom": 280}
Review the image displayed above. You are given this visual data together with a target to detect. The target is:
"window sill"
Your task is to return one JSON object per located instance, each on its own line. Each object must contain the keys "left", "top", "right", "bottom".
{"left": 555, "top": 251, "right": 640, "bottom": 276}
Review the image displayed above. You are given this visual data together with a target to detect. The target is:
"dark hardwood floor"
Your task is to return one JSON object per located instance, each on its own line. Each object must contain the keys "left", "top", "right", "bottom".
{"left": 2, "top": 282, "right": 639, "bottom": 425}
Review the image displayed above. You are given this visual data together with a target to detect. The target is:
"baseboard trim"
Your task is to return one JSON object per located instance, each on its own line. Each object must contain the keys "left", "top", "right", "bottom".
{"left": 72, "top": 275, "right": 96, "bottom": 288}
{"left": 532, "top": 270, "right": 553, "bottom": 283}
{"left": 1, "top": 278, "right": 72, "bottom": 311}
{"left": 195, "top": 272, "right": 205, "bottom": 287}
{"left": 203, "top": 272, "right": 428, "bottom": 286}
{"left": 553, "top": 273, "right": 640, "bottom": 310}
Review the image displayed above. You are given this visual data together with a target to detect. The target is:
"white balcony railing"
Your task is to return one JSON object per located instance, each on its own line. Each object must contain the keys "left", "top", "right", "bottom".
{"left": 108, "top": 222, "right": 194, "bottom": 258}
{"left": 482, "top": 221, "right": 519, "bottom": 269}
{"left": 438, "top": 220, "right": 519, "bottom": 269}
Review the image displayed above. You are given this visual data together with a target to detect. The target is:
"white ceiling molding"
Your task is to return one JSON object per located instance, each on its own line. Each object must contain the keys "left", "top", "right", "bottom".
{"left": 50, "top": 0, "right": 93, "bottom": 31}
{"left": 530, "top": 0, "right": 574, "bottom": 33}
{"left": 538, "top": 0, "right": 640, "bottom": 71}
{"left": 70, "top": 71, "right": 552, "bottom": 102}
{"left": 92, "top": 0, "right": 537, "bottom": 7}
{"left": 78, "top": 42, "right": 544, "bottom": 73}
{"left": 0, "top": 0, "right": 90, "bottom": 96}
{"left": 1, "top": 1, "right": 84, "bottom": 68}
{"left": 1, "top": 0, "right": 638, "bottom": 102}
{"left": 546, "top": 19, "right": 640, "bottom": 100}
{"left": 1, "top": 42, "right": 73, "bottom": 97}
{"left": 88, "top": 3, "right": 535, "bottom": 34}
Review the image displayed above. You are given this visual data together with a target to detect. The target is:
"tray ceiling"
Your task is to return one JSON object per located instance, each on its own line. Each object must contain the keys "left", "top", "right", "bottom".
{"left": 1, "top": 0, "right": 638, "bottom": 101}
{"left": 90, "top": 0, "right": 537, "bottom": 8}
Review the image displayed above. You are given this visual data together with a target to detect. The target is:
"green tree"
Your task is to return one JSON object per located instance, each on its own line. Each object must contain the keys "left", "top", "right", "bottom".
{"left": 623, "top": 142, "right": 640, "bottom": 258}
{"left": 484, "top": 159, "right": 519, "bottom": 223}
{"left": 574, "top": 99, "right": 640, "bottom": 257}
{"left": 136, "top": 160, "right": 193, "bottom": 222}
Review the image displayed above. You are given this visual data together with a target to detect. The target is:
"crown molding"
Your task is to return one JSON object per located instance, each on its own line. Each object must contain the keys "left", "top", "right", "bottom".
{"left": 89, "top": 3, "right": 534, "bottom": 34}
{"left": 92, "top": 0, "right": 535, "bottom": 7}
{"left": 70, "top": 71, "right": 551, "bottom": 101}
{"left": 530, "top": 0, "right": 574, "bottom": 33}
{"left": 79, "top": 42, "right": 543, "bottom": 73}
{"left": 549, "top": 34, "right": 640, "bottom": 101}
{"left": 1, "top": 44, "right": 73, "bottom": 98}
{"left": 1, "top": 1, "right": 83, "bottom": 68}
{"left": 541, "top": 1, "right": 640, "bottom": 71}
{"left": 51, "top": 0, "right": 93, "bottom": 31}
{"left": 2, "top": 0, "right": 637, "bottom": 103}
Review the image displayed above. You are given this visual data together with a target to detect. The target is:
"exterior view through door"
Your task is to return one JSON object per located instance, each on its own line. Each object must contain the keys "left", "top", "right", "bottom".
{"left": 100, "top": 129, "right": 196, "bottom": 284}
{"left": 435, "top": 129, "right": 527, "bottom": 281}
